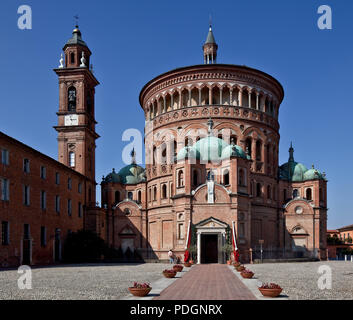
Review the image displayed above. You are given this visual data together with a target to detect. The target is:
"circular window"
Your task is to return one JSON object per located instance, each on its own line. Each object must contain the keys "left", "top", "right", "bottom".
{"left": 295, "top": 206, "right": 303, "bottom": 214}
{"left": 124, "top": 208, "right": 131, "bottom": 216}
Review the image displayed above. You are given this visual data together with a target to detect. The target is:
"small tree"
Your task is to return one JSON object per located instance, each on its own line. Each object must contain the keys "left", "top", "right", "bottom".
{"left": 188, "top": 245, "right": 197, "bottom": 261}
{"left": 221, "top": 244, "right": 233, "bottom": 261}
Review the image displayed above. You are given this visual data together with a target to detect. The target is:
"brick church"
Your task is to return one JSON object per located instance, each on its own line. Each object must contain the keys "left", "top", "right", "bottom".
{"left": 0, "top": 25, "right": 328, "bottom": 267}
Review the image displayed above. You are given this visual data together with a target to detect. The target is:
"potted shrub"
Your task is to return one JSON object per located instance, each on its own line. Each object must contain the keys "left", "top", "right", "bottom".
{"left": 128, "top": 282, "right": 152, "bottom": 297}
{"left": 163, "top": 269, "right": 177, "bottom": 278}
{"left": 235, "top": 265, "right": 245, "bottom": 272}
{"left": 258, "top": 283, "right": 283, "bottom": 297}
{"left": 221, "top": 244, "right": 233, "bottom": 265}
{"left": 240, "top": 268, "right": 254, "bottom": 279}
{"left": 173, "top": 264, "right": 184, "bottom": 272}
{"left": 184, "top": 261, "right": 192, "bottom": 267}
{"left": 233, "top": 261, "right": 241, "bottom": 268}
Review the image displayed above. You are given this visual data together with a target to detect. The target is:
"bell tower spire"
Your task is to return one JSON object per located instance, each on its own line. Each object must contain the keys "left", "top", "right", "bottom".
{"left": 203, "top": 23, "right": 218, "bottom": 64}
{"left": 54, "top": 25, "right": 100, "bottom": 204}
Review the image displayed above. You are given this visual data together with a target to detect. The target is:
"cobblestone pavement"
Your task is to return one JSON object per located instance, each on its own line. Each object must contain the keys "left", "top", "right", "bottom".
{"left": 0, "top": 263, "right": 171, "bottom": 300}
{"left": 244, "top": 261, "right": 353, "bottom": 300}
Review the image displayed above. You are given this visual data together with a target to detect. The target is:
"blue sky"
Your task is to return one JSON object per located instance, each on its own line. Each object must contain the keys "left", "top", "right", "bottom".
{"left": 0, "top": 0, "right": 352, "bottom": 229}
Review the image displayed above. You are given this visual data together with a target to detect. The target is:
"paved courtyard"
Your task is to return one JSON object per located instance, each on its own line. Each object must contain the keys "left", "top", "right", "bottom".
{"left": 0, "top": 263, "right": 171, "bottom": 300}
{"left": 0, "top": 261, "right": 352, "bottom": 300}
{"left": 244, "top": 261, "right": 353, "bottom": 300}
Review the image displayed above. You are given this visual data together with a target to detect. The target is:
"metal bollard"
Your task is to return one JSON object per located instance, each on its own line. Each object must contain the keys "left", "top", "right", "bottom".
{"left": 345, "top": 255, "right": 347, "bottom": 261}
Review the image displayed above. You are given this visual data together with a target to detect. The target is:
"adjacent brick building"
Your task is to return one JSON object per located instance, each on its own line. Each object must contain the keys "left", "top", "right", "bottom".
{"left": 0, "top": 26, "right": 103, "bottom": 267}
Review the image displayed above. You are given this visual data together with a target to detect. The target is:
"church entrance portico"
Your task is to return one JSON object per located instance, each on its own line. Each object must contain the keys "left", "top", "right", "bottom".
{"left": 195, "top": 217, "right": 228, "bottom": 264}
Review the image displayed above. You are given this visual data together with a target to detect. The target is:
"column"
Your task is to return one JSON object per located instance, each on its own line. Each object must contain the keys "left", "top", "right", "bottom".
{"left": 198, "top": 88, "right": 202, "bottom": 105}
{"left": 178, "top": 90, "right": 182, "bottom": 109}
{"left": 197, "top": 232, "right": 201, "bottom": 264}
{"left": 209, "top": 87, "right": 212, "bottom": 105}
{"left": 220, "top": 87, "right": 223, "bottom": 105}
{"left": 251, "top": 139, "right": 256, "bottom": 163}
{"left": 230, "top": 88, "right": 233, "bottom": 106}
{"left": 171, "top": 93, "right": 174, "bottom": 110}
{"left": 238, "top": 88, "right": 243, "bottom": 106}
{"left": 256, "top": 93, "right": 259, "bottom": 110}
{"left": 248, "top": 91, "right": 252, "bottom": 108}
{"left": 163, "top": 96, "right": 166, "bottom": 113}
{"left": 188, "top": 89, "right": 191, "bottom": 107}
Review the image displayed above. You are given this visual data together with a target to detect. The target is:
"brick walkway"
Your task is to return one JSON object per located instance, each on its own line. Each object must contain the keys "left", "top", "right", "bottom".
{"left": 154, "top": 264, "right": 256, "bottom": 300}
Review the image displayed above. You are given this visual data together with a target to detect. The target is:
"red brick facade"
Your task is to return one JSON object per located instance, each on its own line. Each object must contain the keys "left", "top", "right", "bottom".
{"left": 101, "top": 28, "right": 328, "bottom": 263}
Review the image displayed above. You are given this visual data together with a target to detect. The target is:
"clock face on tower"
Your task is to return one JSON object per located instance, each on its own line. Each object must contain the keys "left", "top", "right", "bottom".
{"left": 64, "top": 114, "right": 78, "bottom": 126}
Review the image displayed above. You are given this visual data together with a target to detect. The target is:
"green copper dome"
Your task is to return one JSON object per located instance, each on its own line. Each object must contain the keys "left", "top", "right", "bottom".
{"left": 221, "top": 144, "right": 247, "bottom": 160}
{"left": 104, "top": 169, "right": 121, "bottom": 183}
{"left": 194, "top": 136, "right": 228, "bottom": 162}
{"left": 279, "top": 144, "right": 326, "bottom": 182}
{"left": 303, "top": 167, "right": 325, "bottom": 181}
{"left": 118, "top": 164, "right": 146, "bottom": 185}
{"left": 177, "top": 146, "right": 200, "bottom": 161}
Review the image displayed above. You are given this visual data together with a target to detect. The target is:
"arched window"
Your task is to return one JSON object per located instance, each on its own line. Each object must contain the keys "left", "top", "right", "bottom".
{"left": 250, "top": 181, "right": 253, "bottom": 196}
{"left": 223, "top": 170, "right": 230, "bottom": 185}
{"left": 68, "top": 87, "right": 77, "bottom": 112}
{"left": 162, "top": 184, "right": 167, "bottom": 199}
{"left": 306, "top": 188, "right": 312, "bottom": 201}
{"left": 173, "top": 141, "right": 177, "bottom": 158}
{"left": 128, "top": 192, "right": 133, "bottom": 200}
{"left": 293, "top": 189, "right": 299, "bottom": 198}
{"left": 256, "top": 140, "right": 262, "bottom": 161}
{"left": 256, "top": 183, "right": 262, "bottom": 197}
{"left": 273, "top": 186, "right": 277, "bottom": 201}
{"left": 283, "top": 189, "right": 287, "bottom": 202}
{"left": 170, "top": 183, "right": 174, "bottom": 197}
{"left": 193, "top": 170, "right": 199, "bottom": 187}
{"left": 153, "top": 146, "right": 157, "bottom": 166}
{"left": 246, "top": 138, "right": 252, "bottom": 158}
{"left": 238, "top": 169, "right": 245, "bottom": 186}
{"left": 115, "top": 191, "right": 120, "bottom": 204}
{"left": 70, "top": 52, "right": 75, "bottom": 64}
{"left": 153, "top": 186, "right": 157, "bottom": 200}
{"left": 69, "top": 152, "right": 75, "bottom": 167}
{"left": 148, "top": 188, "right": 151, "bottom": 202}
{"left": 267, "top": 185, "right": 271, "bottom": 200}
{"left": 137, "top": 190, "right": 142, "bottom": 203}
{"left": 319, "top": 188, "right": 323, "bottom": 201}
{"left": 161, "top": 143, "right": 167, "bottom": 165}
{"left": 178, "top": 170, "right": 184, "bottom": 187}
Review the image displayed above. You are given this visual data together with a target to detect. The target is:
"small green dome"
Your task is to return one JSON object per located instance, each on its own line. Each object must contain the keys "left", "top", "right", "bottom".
{"left": 194, "top": 136, "right": 228, "bottom": 162}
{"left": 177, "top": 146, "right": 200, "bottom": 161}
{"left": 118, "top": 164, "right": 145, "bottom": 185}
{"left": 304, "top": 168, "right": 324, "bottom": 181}
{"left": 279, "top": 161, "right": 307, "bottom": 182}
{"left": 104, "top": 169, "right": 121, "bottom": 183}
{"left": 221, "top": 144, "right": 247, "bottom": 160}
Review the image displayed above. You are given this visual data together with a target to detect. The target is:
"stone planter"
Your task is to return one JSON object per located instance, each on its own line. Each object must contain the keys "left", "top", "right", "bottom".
{"left": 235, "top": 265, "right": 245, "bottom": 272}
{"left": 128, "top": 287, "right": 152, "bottom": 297}
{"left": 240, "top": 271, "right": 254, "bottom": 279}
{"left": 173, "top": 265, "right": 183, "bottom": 272}
{"left": 258, "top": 287, "right": 283, "bottom": 298}
{"left": 163, "top": 271, "right": 176, "bottom": 278}
{"left": 233, "top": 262, "right": 241, "bottom": 268}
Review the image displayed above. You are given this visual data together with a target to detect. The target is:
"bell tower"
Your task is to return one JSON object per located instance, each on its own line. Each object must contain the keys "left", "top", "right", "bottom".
{"left": 54, "top": 25, "right": 100, "bottom": 204}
